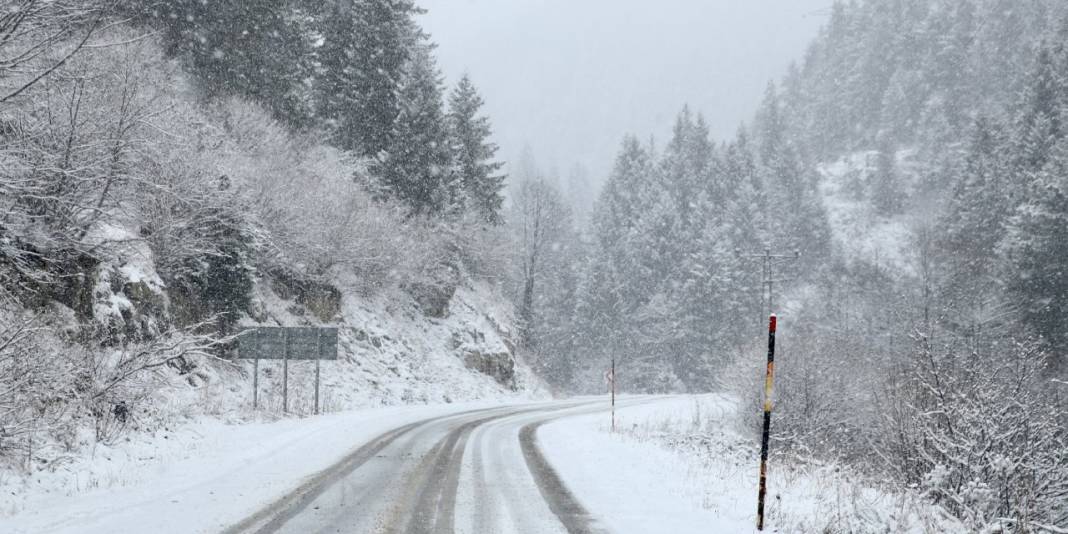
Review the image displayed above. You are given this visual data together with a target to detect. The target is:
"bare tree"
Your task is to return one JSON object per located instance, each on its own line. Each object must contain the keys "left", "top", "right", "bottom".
{"left": 509, "top": 171, "right": 573, "bottom": 348}
{"left": 0, "top": 0, "right": 105, "bottom": 103}
{"left": 81, "top": 320, "right": 229, "bottom": 442}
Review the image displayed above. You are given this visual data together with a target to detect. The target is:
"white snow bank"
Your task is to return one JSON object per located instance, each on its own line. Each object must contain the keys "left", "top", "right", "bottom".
{"left": 539, "top": 395, "right": 964, "bottom": 534}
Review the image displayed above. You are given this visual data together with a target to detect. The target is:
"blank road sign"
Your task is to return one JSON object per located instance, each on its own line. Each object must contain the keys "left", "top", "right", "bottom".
{"left": 238, "top": 327, "right": 339, "bottom": 360}
{"left": 286, "top": 327, "right": 338, "bottom": 360}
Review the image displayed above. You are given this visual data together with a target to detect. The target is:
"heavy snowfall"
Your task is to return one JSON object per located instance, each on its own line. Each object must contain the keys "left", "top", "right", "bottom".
{"left": 1, "top": 1, "right": 1067, "bottom": 533}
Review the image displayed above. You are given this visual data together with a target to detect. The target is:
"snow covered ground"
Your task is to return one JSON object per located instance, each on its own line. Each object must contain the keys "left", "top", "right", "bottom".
{"left": 0, "top": 278, "right": 545, "bottom": 524}
{"left": 1, "top": 400, "right": 520, "bottom": 533}
{"left": 2, "top": 279, "right": 544, "bottom": 531}
{"left": 538, "top": 394, "right": 964, "bottom": 534}
{"left": 3, "top": 394, "right": 962, "bottom": 533}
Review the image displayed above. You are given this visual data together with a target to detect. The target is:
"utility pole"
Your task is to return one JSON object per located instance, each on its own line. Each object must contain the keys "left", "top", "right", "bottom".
{"left": 735, "top": 247, "right": 798, "bottom": 531}
{"left": 736, "top": 248, "right": 800, "bottom": 326}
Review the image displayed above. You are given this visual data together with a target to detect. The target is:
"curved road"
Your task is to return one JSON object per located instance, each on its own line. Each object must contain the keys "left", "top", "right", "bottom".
{"left": 224, "top": 399, "right": 648, "bottom": 534}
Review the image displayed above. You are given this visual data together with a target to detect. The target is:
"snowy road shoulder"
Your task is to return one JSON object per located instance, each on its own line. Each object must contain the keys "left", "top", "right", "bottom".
{"left": 536, "top": 395, "right": 964, "bottom": 534}
{"left": 536, "top": 395, "right": 756, "bottom": 533}
{"left": 2, "top": 401, "right": 519, "bottom": 534}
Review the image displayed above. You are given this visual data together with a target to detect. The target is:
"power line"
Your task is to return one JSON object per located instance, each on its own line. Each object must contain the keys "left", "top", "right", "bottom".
{"left": 736, "top": 247, "right": 800, "bottom": 324}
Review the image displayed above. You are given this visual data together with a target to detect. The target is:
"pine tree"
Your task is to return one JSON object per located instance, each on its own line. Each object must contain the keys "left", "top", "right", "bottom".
{"left": 720, "top": 130, "right": 768, "bottom": 334}
{"left": 1004, "top": 137, "right": 1068, "bottom": 359}
{"left": 1013, "top": 45, "right": 1067, "bottom": 173}
{"left": 879, "top": 68, "right": 922, "bottom": 145}
{"left": 662, "top": 189, "right": 733, "bottom": 389}
{"left": 316, "top": 0, "right": 421, "bottom": 156}
{"left": 132, "top": 0, "right": 314, "bottom": 126}
{"left": 660, "top": 107, "right": 715, "bottom": 223}
{"left": 722, "top": 128, "right": 767, "bottom": 244}
{"left": 577, "top": 136, "right": 672, "bottom": 389}
{"left": 872, "top": 143, "right": 905, "bottom": 215}
{"left": 565, "top": 163, "right": 596, "bottom": 231}
{"left": 755, "top": 83, "right": 799, "bottom": 192}
{"left": 510, "top": 166, "right": 573, "bottom": 350}
{"left": 594, "top": 136, "right": 656, "bottom": 251}
{"left": 447, "top": 74, "right": 506, "bottom": 224}
{"left": 995, "top": 42, "right": 1068, "bottom": 351}
{"left": 941, "top": 118, "right": 1012, "bottom": 285}
{"left": 597, "top": 136, "right": 671, "bottom": 319}
{"left": 754, "top": 84, "right": 831, "bottom": 260}
{"left": 373, "top": 43, "right": 454, "bottom": 216}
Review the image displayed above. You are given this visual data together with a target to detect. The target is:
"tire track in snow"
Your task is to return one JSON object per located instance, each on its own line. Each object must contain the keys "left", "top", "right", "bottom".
{"left": 223, "top": 405, "right": 520, "bottom": 534}
{"left": 519, "top": 420, "right": 609, "bottom": 534}
{"left": 226, "top": 398, "right": 652, "bottom": 534}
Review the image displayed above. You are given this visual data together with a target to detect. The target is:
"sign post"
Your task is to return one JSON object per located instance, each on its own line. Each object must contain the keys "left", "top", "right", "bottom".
{"left": 253, "top": 356, "right": 259, "bottom": 410}
{"left": 315, "top": 329, "right": 322, "bottom": 415}
{"left": 283, "top": 330, "right": 290, "bottom": 414}
{"left": 756, "top": 314, "right": 777, "bottom": 531}
{"left": 609, "top": 357, "right": 616, "bottom": 432}
{"left": 238, "top": 327, "right": 339, "bottom": 414}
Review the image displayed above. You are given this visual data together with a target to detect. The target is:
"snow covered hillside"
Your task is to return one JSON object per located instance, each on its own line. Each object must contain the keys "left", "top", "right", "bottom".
{"left": 238, "top": 280, "right": 544, "bottom": 412}
{"left": 0, "top": 15, "right": 542, "bottom": 506}
{"left": 817, "top": 150, "right": 925, "bottom": 275}
{"left": 1, "top": 272, "right": 544, "bottom": 520}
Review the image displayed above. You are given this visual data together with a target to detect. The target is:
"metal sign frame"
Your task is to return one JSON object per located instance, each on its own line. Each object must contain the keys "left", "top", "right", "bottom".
{"left": 238, "top": 327, "right": 339, "bottom": 414}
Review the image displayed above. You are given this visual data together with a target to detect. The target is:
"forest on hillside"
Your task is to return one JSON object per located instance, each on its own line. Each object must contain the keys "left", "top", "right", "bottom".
{"left": 512, "top": 0, "right": 1068, "bottom": 530}
{"left": 2, "top": 0, "right": 1068, "bottom": 531}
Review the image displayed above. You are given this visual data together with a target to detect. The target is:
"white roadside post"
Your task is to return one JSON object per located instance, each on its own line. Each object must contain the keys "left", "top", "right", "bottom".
{"left": 315, "top": 329, "right": 322, "bottom": 415}
{"left": 252, "top": 355, "right": 259, "bottom": 410}
{"left": 283, "top": 329, "right": 290, "bottom": 414}
{"left": 610, "top": 357, "right": 616, "bottom": 432}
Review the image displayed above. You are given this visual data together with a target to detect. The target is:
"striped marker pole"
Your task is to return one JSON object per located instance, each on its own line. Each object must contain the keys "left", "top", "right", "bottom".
{"left": 756, "top": 314, "right": 777, "bottom": 531}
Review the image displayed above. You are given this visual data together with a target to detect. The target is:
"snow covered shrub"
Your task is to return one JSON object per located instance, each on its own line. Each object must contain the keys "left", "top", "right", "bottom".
{"left": 447, "top": 213, "right": 512, "bottom": 283}
{"left": 212, "top": 98, "right": 513, "bottom": 302}
{"left": 210, "top": 98, "right": 421, "bottom": 294}
{"left": 1, "top": 296, "right": 227, "bottom": 467}
{"left": 767, "top": 328, "right": 875, "bottom": 462}
{"left": 875, "top": 332, "right": 1068, "bottom": 531}
{"left": 74, "top": 323, "right": 225, "bottom": 444}
{"left": 0, "top": 312, "right": 77, "bottom": 470}
{"left": 727, "top": 260, "right": 904, "bottom": 464}
{"left": 1, "top": 26, "right": 188, "bottom": 257}
{"left": 161, "top": 199, "right": 255, "bottom": 335}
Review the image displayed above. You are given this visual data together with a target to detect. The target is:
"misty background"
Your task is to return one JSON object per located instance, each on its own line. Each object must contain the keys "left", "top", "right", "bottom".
{"left": 4, "top": 1, "right": 1068, "bottom": 530}
{"left": 420, "top": 0, "right": 831, "bottom": 185}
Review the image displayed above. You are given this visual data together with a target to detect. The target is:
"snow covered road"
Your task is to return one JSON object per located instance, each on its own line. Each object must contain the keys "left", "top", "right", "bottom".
{"left": 10, "top": 396, "right": 745, "bottom": 534}
{"left": 225, "top": 398, "right": 655, "bottom": 534}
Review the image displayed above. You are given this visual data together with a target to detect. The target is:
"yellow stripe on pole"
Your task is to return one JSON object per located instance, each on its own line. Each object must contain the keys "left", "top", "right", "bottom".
{"left": 757, "top": 314, "right": 777, "bottom": 531}
{"left": 764, "top": 362, "right": 774, "bottom": 411}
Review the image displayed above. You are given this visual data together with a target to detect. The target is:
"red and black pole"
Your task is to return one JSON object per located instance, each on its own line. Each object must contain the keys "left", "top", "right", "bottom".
{"left": 756, "top": 314, "right": 777, "bottom": 531}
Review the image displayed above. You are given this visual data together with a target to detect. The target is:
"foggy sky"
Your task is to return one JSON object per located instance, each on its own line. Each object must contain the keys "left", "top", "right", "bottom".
{"left": 418, "top": 0, "right": 831, "bottom": 188}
